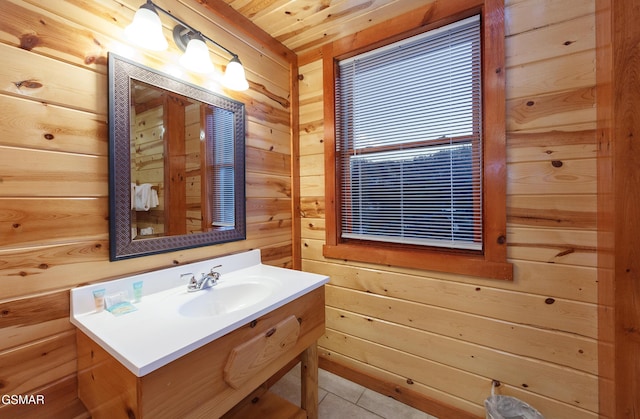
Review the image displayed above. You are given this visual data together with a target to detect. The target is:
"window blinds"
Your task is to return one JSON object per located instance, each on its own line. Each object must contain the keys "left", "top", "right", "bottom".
{"left": 336, "top": 15, "right": 482, "bottom": 251}
{"left": 207, "top": 107, "right": 236, "bottom": 227}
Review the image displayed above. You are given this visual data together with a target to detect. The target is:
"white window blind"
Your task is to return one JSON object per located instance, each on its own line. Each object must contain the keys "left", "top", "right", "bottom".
{"left": 207, "top": 107, "right": 235, "bottom": 227}
{"left": 336, "top": 15, "right": 482, "bottom": 251}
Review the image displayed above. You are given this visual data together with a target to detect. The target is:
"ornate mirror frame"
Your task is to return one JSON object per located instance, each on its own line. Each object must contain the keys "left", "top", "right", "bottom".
{"left": 108, "top": 53, "right": 246, "bottom": 261}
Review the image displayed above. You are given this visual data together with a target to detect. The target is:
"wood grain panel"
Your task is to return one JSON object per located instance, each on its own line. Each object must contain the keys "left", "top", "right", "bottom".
{"left": 0, "top": 95, "right": 107, "bottom": 156}
{"left": 326, "top": 302, "right": 596, "bottom": 375}
{"left": 224, "top": 315, "right": 300, "bottom": 389}
{"left": 507, "top": 88, "right": 596, "bottom": 132}
{"left": 298, "top": 54, "right": 323, "bottom": 160}
{"left": 246, "top": 146, "right": 291, "bottom": 176}
{"left": 507, "top": 158, "right": 596, "bottom": 195}
{"left": 319, "top": 353, "right": 481, "bottom": 419}
{"left": 596, "top": 0, "right": 640, "bottom": 415}
{"left": 507, "top": 227, "right": 597, "bottom": 267}
{"left": 298, "top": 154, "right": 323, "bottom": 177}
{"left": 0, "top": 198, "right": 108, "bottom": 248}
{"left": 0, "top": 330, "right": 77, "bottom": 394}
{"left": 247, "top": 219, "right": 292, "bottom": 242}
{"left": 302, "top": 233, "right": 597, "bottom": 297}
{"left": 506, "top": 14, "right": 595, "bottom": 67}
{"left": 0, "top": 0, "right": 110, "bottom": 68}
{"left": 302, "top": 256, "right": 597, "bottom": 305}
{"left": 246, "top": 173, "right": 291, "bottom": 198}
{"left": 0, "top": 243, "right": 277, "bottom": 295}
{"left": 324, "top": 271, "right": 597, "bottom": 340}
{"left": 246, "top": 197, "right": 291, "bottom": 223}
{"left": 0, "top": 289, "right": 68, "bottom": 327}
{"left": 505, "top": 0, "right": 595, "bottom": 37}
{"left": 300, "top": 217, "right": 324, "bottom": 241}
{"left": 299, "top": 197, "right": 324, "bottom": 219}
{"left": 319, "top": 347, "right": 597, "bottom": 419}
{"left": 320, "top": 329, "right": 597, "bottom": 419}
{"left": 298, "top": 174, "right": 324, "bottom": 197}
{"left": 507, "top": 129, "right": 597, "bottom": 163}
{"left": 299, "top": 130, "right": 324, "bottom": 156}
{"left": 508, "top": 194, "right": 597, "bottom": 229}
{"left": 0, "top": 147, "right": 108, "bottom": 197}
{"left": 0, "top": 291, "right": 74, "bottom": 352}
{"left": 222, "top": 391, "right": 305, "bottom": 419}
{"left": 244, "top": 97, "right": 291, "bottom": 127}
{"left": 321, "top": 328, "right": 491, "bottom": 410}
{"left": 299, "top": 100, "right": 322, "bottom": 121}
{"left": 260, "top": 242, "right": 293, "bottom": 267}
{"left": 0, "top": 373, "right": 89, "bottom": 419}
{"left": 0, "top": 43, "right": 106, "bottom": 114}
{"left": 246, "top": 120, "right": 291, "bottom": 154}
{"left": 506, "top": 51, "right": 595, "bottom": 100}
{"left": 326, "top": 307, "right": 598, "bottom": 409}
{"left": 76, "top": 330, "right": 139, "bottom": 418}
{"left": 0, "top": 240, "right": 109, "bottom": 300}
{"left": 251, "top": 0, "right": 434, "bottom": 55}
{"left": 319, "top": 349, "right": 485, "bottom": 418}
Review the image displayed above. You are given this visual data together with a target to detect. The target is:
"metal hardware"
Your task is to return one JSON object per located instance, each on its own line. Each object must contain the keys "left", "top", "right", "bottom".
{"left": 186, "top": 265, "right": 222, "bottom": 292}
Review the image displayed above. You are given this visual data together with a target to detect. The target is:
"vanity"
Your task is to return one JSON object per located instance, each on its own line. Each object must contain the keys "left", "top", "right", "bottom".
{"left": 71, "top": 250, "right": 329, "bottom": 418}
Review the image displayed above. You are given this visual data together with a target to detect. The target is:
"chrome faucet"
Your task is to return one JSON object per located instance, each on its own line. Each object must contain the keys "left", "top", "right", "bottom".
{"left": 184, "top": 265, "right": 222, "bottom": 292}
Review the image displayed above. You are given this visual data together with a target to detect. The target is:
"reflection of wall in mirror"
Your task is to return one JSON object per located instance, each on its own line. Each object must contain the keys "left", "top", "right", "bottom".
{"left": 130, "top": 87, "right": 206, "bottom": 239}
{"left": 131, "top": 100, "right": 165, "bottom": 237}
{"left": 185, "top": 103, "right": 204, "bottom": 234}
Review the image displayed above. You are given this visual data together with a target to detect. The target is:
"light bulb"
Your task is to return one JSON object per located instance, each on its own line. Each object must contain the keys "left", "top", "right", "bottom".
{"left": 179, "top": 36, "right": 214, "bottom": 74}
{"left": 222, "top": 56, "right": 249, "bottom": 91}
{"left": 125, "top": 3, "right": 168, "bottom": 51}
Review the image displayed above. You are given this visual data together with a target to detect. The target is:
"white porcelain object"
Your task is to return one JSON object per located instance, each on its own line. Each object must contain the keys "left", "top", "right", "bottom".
{"left": 70, "top": 250, "right": 328, "bottom": 376}
{"left": 177, "top": 277, "right": 277, "bottom": 317}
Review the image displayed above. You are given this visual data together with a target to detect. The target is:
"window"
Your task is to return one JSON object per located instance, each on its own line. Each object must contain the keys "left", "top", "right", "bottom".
{"left": 338, "top": 16, "right": 482, "bottom": 251}
{"left": 322, "top": 3, "right": 512, "bottom": 280}
{"left": 205, "top": 107, "right": 235, "bottom": 228}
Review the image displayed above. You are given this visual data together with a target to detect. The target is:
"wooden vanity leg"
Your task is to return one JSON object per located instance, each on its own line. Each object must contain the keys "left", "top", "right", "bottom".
{"left": 300, "top": 342, "right": 319, "bottom": 419}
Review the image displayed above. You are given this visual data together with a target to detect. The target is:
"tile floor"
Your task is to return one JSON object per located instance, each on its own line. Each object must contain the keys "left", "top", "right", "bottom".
{"left": 271, "top": 363, "right": 438, "bottom": 419}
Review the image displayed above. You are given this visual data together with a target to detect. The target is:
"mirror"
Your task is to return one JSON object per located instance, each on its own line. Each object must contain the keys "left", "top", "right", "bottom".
{"left": 108, "top": 53, "right": 246, "bottom": 260}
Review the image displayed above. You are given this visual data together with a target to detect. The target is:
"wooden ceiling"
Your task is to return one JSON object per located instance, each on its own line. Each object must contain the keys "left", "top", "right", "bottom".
{"left": 218, "top": 0, "right": 433, "bottom": 57}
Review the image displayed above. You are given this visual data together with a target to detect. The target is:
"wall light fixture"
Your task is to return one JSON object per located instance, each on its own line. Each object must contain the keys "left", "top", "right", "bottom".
{"left": 125, "top": 0, "right": 249, "bottom": 91}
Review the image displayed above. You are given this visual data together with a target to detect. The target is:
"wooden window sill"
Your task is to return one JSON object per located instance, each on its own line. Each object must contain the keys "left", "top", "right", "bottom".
{"left": 323, "top": 243, "right": 513, "bottom": 281}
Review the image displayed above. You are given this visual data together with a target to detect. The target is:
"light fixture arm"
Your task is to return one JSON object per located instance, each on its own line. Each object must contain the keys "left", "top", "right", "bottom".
{"left": 144, "top": 0, "right": 237, "bottom": 59}
{"left": 127, "top": 0, "right": 248, "bottom": 90}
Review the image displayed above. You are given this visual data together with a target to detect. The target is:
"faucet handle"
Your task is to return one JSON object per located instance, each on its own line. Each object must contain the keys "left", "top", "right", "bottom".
{"left": 209, "top": 265, "right": 222, "bottom": 281}
{"left": 181, "top": 272, "right": 197, "bottom": 289}
{"left": 180, "top": 272, "right": 195, "bottom": 281}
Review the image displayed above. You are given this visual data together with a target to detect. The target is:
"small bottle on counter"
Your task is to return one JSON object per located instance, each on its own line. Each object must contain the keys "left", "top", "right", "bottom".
{"left": 132, "top": 281, "right": 143, "bottom": 303}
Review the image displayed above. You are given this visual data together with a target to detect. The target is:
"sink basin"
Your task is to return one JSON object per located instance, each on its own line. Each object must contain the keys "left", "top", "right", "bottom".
{"left": 70, "top": 249, "right": 329, "bottom": 376}
{"left": 178, "top": 278, "right": 276, "bottom": 318}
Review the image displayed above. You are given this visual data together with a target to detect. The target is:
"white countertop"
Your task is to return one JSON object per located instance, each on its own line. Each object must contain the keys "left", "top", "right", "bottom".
{"left": 70, "top": 250, "right": 328, "bottom": 376}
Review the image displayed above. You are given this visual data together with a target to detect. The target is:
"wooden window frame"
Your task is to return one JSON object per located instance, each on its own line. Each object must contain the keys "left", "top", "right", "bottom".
{"left": 322, "top": 0, "right": 513, "bottom": 280}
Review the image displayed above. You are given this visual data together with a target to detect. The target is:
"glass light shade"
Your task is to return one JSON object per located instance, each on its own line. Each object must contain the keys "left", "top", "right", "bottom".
{"left": 124, "top": 5, "right": 168, "bottom": 51}
{"left": 222, "top": 57, "right": 249, "bottom": 91}
{"left": 179, "top": 37, "right": 215, "bottom": 74}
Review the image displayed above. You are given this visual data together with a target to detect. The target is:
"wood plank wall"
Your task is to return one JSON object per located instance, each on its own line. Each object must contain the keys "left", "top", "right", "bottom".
{"left": 297, "top": 0, "right": 599, "bottom": 417}
{"left": 0, "top": 0, "right": 294, "bottom": 416}
{"left": 597, "top": 0, "right": 640, "bottom": 416}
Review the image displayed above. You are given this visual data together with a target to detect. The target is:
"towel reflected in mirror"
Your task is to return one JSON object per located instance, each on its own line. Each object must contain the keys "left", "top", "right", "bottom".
{"left": 133, "top": 184, "right": 159, "bottom": 211}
